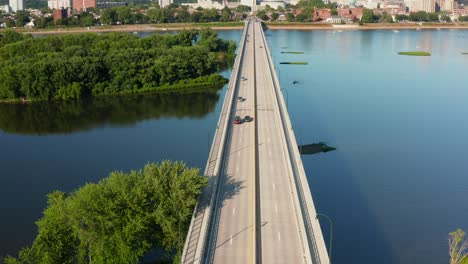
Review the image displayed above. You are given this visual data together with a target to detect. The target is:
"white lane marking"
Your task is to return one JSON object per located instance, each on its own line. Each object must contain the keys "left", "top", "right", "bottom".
{"left": 268, "top": 137, "right": 271, "bottom": 143}
{"left": 238, "top": 152, "right": 240, "bottom": 157}
{"left": 272, "top": 183, "right": 276, "bottom": 191}
{"left": 278, "top": 232, "right": 281, "bottom": 241}
{"left": 230, "top": 235, "right": 233, "bottom": 245}
{"left": 233, "top": 207, "right": 236, "bottom": 215}
{"left": 269, "top": 151, "right": 272, "bottom": 157}
{"left": 275, "top": 204, "right": 278, "bottom": 214}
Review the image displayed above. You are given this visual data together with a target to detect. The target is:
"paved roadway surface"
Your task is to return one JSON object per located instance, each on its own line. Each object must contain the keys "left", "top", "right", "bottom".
{"left": 209, "top": 20, "right": 256, "bottom": 264}
{"left": 253, "top": 22, "right": 309, "bottom": 264}
{"left": 209, "top": 21, "right": 310, "bottom": 263}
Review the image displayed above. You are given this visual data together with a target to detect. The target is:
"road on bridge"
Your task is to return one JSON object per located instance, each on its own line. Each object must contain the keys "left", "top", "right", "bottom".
{"left": 183, "top": 20, "right": 329, "bottom": 264}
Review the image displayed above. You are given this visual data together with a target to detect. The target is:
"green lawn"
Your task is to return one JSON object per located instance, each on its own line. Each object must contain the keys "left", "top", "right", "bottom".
{"left": 398, "top": 51, "right": 431, "bottom": 56}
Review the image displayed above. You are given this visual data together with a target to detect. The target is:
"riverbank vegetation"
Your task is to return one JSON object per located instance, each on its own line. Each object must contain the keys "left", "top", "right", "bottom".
{"left": 398, "top": 51, "right": 431, "bottom": 56}
{"left": 0, "top": 29, "right": 236, "bottom": 102}
{"left": 3, "top": 161, "right": 207, "bottom": 264}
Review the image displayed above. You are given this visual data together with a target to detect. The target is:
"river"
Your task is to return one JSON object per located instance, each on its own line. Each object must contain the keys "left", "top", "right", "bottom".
{"left": 1, "top": 29, "right": 467, "bottom": 263}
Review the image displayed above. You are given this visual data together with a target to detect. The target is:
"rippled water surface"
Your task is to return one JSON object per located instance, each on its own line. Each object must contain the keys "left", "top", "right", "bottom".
{"left": 1, "top": 29, "right": 467, "bottom": 263}
{"left": 266, "top": 29, "right": 468, "bottom": 264}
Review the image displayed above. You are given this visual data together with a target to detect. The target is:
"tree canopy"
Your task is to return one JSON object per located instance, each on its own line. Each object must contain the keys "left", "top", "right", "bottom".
{"left": 0, "top": 29, "right": 236, "bottom": 102}
{"left": 3, "top": 161, "right": 208, "bottom": 264}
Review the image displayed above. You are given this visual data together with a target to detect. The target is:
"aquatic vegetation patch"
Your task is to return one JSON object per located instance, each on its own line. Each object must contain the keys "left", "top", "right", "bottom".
{"left": 398, "top": 51, "right": 431, "bottom": 56}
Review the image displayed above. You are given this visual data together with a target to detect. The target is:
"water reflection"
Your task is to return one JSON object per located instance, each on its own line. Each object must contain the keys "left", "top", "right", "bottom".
{"left": 0, "top": 88, "right": 222, "bottom": 135}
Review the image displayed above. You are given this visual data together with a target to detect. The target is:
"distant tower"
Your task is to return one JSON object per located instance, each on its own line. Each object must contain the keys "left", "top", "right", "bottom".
{"left": 48, "top": 0, "right": 71, "bottom": 10}
{"left": 9, "top": 0, "right": 23, "bottom": 12}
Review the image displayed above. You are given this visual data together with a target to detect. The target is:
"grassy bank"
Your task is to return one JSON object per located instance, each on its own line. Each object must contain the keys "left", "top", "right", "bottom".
{"left": 398, "top": 51, "right": 431, "bottom": 56}
{"left": 0, "top": 74, "right": 227, "bottom": 104}
{"left": 4, "top": 22, "right": 244, "bottom": 35}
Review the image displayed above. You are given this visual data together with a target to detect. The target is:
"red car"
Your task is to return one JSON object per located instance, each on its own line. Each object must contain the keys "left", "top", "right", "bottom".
{"left": 234, "top": 116, "right": 243, "bottom": 124}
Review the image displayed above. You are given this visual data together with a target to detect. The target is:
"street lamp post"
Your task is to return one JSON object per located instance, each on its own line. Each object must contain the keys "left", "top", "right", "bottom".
{"left": 316, "top": 213, "right": 333, "bottom": 264}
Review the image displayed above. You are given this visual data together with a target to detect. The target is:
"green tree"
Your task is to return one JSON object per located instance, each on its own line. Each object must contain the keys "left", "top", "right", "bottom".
{"left": 236, "top": 5, "right": 251, "bottom": 13}
{"left": 286, "top": 13, "right": 295, "bottom": 22}
{"left": 101, "top": 8, "right": 117, "bottom": 24}
{"left": 395, "top": 14, "right": 408, "bottom": 21}
{"left": 441, "top": 14, "right": 451, "bottom": 22}
{"left": 449, "top": 229, "right": 468, "bottom": 264}
{"left": 271, "top": 12, "right": 279, "bottom": 21}
{"left": 15, "top": 10, "right": 30, "bottom": 27}
{"left": 257, "top": 10, "right": 268, "bottom": 21}
{"left": 360, "top": 9, "right": 374, "bottom": 23}
{"left": 409, "top": 11, "right": 428, "bottom": 22}
{"left": 4, "top": 161, "right": 208, "bottom": 264}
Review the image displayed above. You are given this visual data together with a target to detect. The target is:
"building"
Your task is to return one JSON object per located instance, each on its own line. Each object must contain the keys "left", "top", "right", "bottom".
{"left": 260, "top": 0, "right": 286, "bottom": 9}
{"left": 53, "top": 8, "right": 67, "bottom": 23}
{"left": 9, "top": 0, "right": 23, "bottom": 12}
{"left": 0, "top": 5, "right": 10, "bottom": 12}
{"left": 159, "top": 0, "right": 172, "bottom": 8}
{"left": 48, "top": 0, "right": 71, "bottom": 9}
{"left": 409, "top": 0, "right": 435, "bottom": 12}
{"left": 183, "top": 0, "right": 225, "bottom": 10}
{"left": 441, "top": 0, "right": 454, "bottom": 11}
{"left": 326, "top": 15, "right": 344, "bottom": 23}
{"left": 338, "top": 7, "right": 364, "bottom": 21}
{"left": 240, "top": 0, "right": 256, "bottom": 10}
{"left": 312, "top": 7, "right": 332, "bottom": 21}
{"left": 73, "top": 0, "right": 96, "bottom": 11}
{"left": 96, "top": 1, "right": 128, "bottom": 8}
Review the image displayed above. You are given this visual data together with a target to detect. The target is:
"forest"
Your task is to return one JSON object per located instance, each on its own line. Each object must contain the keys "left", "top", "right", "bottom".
{"left": 0, "top": 29, "right": 236, "bottom": 101}
{"left": 3, "top": 161, "right": 208, "bottom": 264}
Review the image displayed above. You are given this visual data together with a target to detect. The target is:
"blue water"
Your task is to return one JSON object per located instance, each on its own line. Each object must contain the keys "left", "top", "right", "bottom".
{"left": 1, "top": 29, "right": 467, "bottom": 263}
{"left": 0, "top": 30, "right": 242, "bottom": 258}
{"left": 266, "top": 29, "right": 468, "bottom": 264}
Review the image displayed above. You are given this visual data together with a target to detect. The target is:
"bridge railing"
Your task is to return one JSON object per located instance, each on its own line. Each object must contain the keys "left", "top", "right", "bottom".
{"left": 258, "top": 23, "right": 331, "bottom": 264}
{"left": 181, "top": 21, "right": 249, "bottom": 264}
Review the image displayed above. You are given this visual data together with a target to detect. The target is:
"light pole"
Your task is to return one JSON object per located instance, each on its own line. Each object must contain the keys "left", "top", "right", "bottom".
{"left": 316, "top": 213, "right": 333, "bottom": 264}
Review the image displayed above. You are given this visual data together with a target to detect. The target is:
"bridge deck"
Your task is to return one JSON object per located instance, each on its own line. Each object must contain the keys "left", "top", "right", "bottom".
{"left": 182, "top": 20, "right": 329, "bottom": 264}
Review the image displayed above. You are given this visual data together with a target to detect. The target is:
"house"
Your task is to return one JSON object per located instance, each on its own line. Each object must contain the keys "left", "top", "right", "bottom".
{"left": 312, "top": 7, "right": 332, "bottom": 21}
{"left": 326, "top": 15, "right": 344, "bottom": 23}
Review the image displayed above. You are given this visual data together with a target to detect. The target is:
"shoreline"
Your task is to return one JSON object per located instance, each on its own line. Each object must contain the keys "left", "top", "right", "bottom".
{"left": 266, "top": 22, "right": 468, "bottom": 30}
{"left": 4, "top": 22, "right": 468, "bottom": 35}
{"left": 15, "top": 24, "right": 244, "bottom": 35}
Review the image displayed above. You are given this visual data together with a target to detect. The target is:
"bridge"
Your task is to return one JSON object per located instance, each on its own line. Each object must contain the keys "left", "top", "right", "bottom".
{"left": 181, "top": 20, "right": 330, "bottom": 264}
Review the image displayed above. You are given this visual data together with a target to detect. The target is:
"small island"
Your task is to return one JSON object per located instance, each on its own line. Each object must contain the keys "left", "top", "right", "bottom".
{"left": 462, "top": 52, "right": 468, "bottom": 55}
{"left": 0, "top": 29, "right": 236, "bottom": 103}
{"left": 398, "top": 51, "right": 431, "bottom": 56}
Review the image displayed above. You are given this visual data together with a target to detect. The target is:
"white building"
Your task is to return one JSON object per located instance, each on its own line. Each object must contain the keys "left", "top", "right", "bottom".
{"left": 48, "top": 0, "right": 71, "bottom": 9}
{"left": 240, "top": 0, "right": 256, "bottom": 10}
{"left": 409, "top": 0, "right": 435, "bottom": 12}
{"left": 158, "top": 0, "right": 172, "bottom": 8}
{"left": 0, "top": 5, "right": 10, "bottom": 12}
{"left": 260, "top": 0, "right": 286, "bottom": 9}
{"left": 441, "top": 0, "right": 454, "bottom": 11}
{"left": 9, "top": 0, "right": 23, "bottom": 12}
{"left": 183, "top": 0, "right": 226, "bottom": 10}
